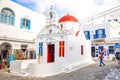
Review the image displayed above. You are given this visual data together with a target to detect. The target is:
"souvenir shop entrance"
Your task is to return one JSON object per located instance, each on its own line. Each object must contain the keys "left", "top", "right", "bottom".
{"left": 0, "top": 42, "right": 11, "bottom": 69}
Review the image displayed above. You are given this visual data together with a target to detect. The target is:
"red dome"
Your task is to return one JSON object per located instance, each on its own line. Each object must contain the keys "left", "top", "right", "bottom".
{"left": 58, "top": 14, "right": 78, "bottom": 23}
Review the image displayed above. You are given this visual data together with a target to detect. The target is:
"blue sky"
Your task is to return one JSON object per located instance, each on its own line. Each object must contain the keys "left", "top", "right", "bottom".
{"left": 11, "top": 0, "right": 120, "bottom": 20}
{"left": 12, "top": 0, "right": 36, "bottom": 11}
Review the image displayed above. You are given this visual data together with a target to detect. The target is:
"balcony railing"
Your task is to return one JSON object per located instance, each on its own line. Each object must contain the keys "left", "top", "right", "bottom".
{"left": 94, "top": 34, "right": 106, "bottom": 39}
{"left": 85, "top": 36, "right": 90, "bottom": 40}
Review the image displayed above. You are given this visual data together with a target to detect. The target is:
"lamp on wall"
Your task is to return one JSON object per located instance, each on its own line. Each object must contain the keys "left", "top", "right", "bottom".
{"left": 95, "top": 44, "right": 98, "bottom": 46}
{"left": 49, "top": 29, "right": 52, "bottom": 34}
{"left": 119, "top": 32, "right": 120, "bottom": 35}
{"left": 48, "top": 42, "right": 51, "bottom": 44}
{"left": 114, "top": 19, "right": 120, "bottom": 24}
{"left": 92, "top": 31, "right": 95, "bottom": 34}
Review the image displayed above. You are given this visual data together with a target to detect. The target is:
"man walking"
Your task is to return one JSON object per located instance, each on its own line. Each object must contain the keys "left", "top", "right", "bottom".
{"left": 99, "top": 53, "right": 105, "bottom": 67}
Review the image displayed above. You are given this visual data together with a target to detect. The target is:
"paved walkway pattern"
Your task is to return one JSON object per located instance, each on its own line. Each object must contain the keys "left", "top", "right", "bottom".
{"left": 0, "top": 60, "right": 120, "bottom": 80}
{"left": 103, "top": 69, "right": 120, "bottom": 80}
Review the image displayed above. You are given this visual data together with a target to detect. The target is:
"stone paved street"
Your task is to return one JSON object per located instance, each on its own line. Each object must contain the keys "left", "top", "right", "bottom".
{"left": 0, "top": 59, "right": 120, "bottom": 80}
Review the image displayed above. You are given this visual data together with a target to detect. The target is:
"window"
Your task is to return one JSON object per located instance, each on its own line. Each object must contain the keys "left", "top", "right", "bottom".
{"left": 99, "top": 46, "right": 104, "bottom": 53}
{"left": 21, "top": 45, "right": 28, "bottom": 52}
{"left": 115, "top": 52, "right": 120, "bottom": 60}
{"left": 108, "top": 46, "right": 114, "bottom": 54}
{"left": 81, "top": 45, "right": 83, "bottom": 55}
{"left": 97, "top": 29, "right": 106, "bottom": 38}
{"left": 84, "top": 31, "right": 90, "bottom": 39}
{"left": 39, "top": 42, "right": 43, "bottom": 56}
{"left": 0, "top": 7, "right": 15, "bottom": 25}
{"left": 94, "top": 29, "right": 106, "bottom": 39}
{"left": 59, "top": 41, "right": 64, "bottom": 57}
{"left": 20, "top": 18, "right": 31, "bottom": 30}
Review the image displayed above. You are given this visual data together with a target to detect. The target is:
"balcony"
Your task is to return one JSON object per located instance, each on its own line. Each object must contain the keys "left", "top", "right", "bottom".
{"left": 85, "top": 37, "right": 90, "bottom": 40}
{"left": 94, "top": 34, "right": 106, "bottom": 39}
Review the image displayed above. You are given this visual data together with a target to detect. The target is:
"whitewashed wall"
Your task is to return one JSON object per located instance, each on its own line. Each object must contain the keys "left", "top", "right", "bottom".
{"left": 82, "top": 23, "right": 120, "bottom": 39}
{"left": 0, "top": 0, "right": 46, "bottom": 40}
{"left": 0, "top": 40, "right": 35, "bottom": 50}
{"left": 62, "top": 35, "right": 92, "bottom": 66}
{"left": 109, "top": 23, "right": 120, "bottom": 38}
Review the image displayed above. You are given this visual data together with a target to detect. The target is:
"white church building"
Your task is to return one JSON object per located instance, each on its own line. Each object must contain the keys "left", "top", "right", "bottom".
{"left": 10, "top": 6, "right": 93, "bottom": 77}
{"left": 37, "top": 6, "right": 92, "bottom": 64}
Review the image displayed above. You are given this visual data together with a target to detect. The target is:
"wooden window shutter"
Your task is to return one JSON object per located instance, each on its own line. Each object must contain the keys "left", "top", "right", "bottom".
{"left": 59, "top": 41, "right": 64, "bottom": 57}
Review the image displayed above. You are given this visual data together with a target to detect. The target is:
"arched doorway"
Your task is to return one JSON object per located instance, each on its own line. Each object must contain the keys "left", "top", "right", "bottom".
{"left": 24, "top": 48, "right": 36, "bottom": 59}
{"left": 0, "top": 42, "right": 12, "bottom": 68}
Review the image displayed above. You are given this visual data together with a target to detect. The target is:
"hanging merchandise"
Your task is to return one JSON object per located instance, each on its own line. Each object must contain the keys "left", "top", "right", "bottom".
{"left": 60, "top": 25, "right": 63, "bottom": 31}
{"left": 60, "top": 27, "right": 62, "bottom": 31}
{"left": 56, "top": 25, "right": 59, "bottom": 29}
{"left": 53, "top": 24, "right": 56, "bottom": 27}
{"left": 45, "top": 25, "right": 49, "bottom": 29}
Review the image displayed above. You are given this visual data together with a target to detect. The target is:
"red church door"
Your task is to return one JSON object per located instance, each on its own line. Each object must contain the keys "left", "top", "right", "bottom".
{"left": 47, "top": 44, "right": 55, "bottom": 63}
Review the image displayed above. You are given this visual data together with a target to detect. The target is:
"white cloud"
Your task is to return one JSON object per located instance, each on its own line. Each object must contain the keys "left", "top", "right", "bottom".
{"left": 14, "top": 0, "right": 120, "bottom": 20}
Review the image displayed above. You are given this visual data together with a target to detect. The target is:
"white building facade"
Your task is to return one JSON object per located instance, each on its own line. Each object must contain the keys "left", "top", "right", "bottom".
{"left": 10, "top": 5, "right": 93, "bottom": 77}
{"left": 81, "top": 6, "right": 120, "bottom": 60}
{"left": 0, "top": 0, "right": 45, "bottom": 65}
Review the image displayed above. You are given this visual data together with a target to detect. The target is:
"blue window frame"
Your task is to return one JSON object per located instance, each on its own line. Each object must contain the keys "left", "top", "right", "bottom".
{"left": 94, "top": 29, "right": 106, "bottom": 39}
{"left": 98, "top": 46, "right": 104, "bottom": 54}
{"left": 84, "top": 31, "right": 90, "bottom": 39}
{"left": 108, "top": 46, "right": 114, "bottom": 54}
{"left": 94, "top": 30, "right": 98, "bottom": 38}
{"left": 0, "top": 7, "right": 15, "bottom": 25}
{"left": 20, "top": 18, "right": 31, "bottom": 30}
{"left": 98, "top": 29, "right": 105, "bottom": 38}
{"left": 39, "top": 42, "right": 43, "bottom": 56}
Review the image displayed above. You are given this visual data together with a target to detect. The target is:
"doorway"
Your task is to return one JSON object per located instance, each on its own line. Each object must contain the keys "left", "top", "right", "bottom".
{"left": 91, "top": 47, "right": 95, "bottom": 57}
{"left": 0, "top": 42, "right": 11, "bottom": 68}
{"left": 99, "top": 46, "right": 104, "bottom": 53}
{"left": 47, "top": 44, "right": 55, "bottom": 63}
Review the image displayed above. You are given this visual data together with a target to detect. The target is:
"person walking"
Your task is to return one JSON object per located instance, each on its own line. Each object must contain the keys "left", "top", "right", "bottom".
{"left": 99, "top": 52, "right": 105, "bottom": 67}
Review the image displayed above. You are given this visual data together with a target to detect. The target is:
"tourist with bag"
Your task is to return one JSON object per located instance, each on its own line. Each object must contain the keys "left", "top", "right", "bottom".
{"left": 99, "top": 52, "right": 105, "bottom": 67}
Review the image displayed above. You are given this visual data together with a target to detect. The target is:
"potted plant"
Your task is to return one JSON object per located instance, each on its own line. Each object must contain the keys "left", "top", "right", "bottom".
{"left": 38, "top": 54, "right": 41, "bottom": 63}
